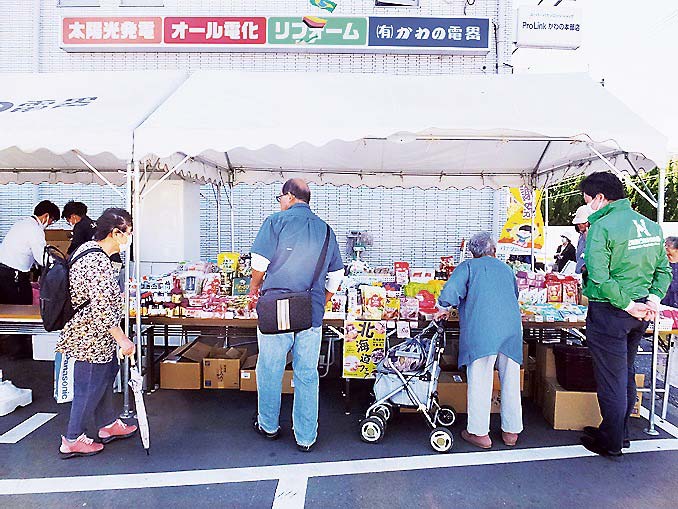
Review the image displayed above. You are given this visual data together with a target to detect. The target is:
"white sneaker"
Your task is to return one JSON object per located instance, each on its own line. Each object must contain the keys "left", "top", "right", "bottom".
{"left": 0, "top": 381, "right": 32, "bottom": 416}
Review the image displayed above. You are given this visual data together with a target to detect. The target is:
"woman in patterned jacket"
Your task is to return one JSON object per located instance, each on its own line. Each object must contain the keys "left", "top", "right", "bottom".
{"left": 56, "top": 208, "right": 137, "bottom": 458}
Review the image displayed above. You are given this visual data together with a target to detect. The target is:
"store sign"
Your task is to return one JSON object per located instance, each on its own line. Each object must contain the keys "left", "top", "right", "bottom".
{"left": 268, "top": 17, "right": 367, "bottom": 46}
{"left": 62, "top": 17, "right": 162, "bottom": 45}
{"left": 369, "top": 17, "right": 490, "bottom": 52}
{"left": 164, "top": 17, "right": 267, "bottom": 45}
{"left": 515, "top": 6, "right": 582, "bottom": 50}
{"left": 61, "top": 15, "right": 490, "bottom": 54}
{"left": 343, "top": 320, "right": 386, "bottom": 379}
{"left": 497, "top": 187, "right": 545, "bottom": 256}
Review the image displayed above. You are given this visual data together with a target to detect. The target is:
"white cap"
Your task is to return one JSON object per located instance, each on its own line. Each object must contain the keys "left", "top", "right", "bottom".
{"left": 572, "top": 205, "right": 591, "bottom": 225}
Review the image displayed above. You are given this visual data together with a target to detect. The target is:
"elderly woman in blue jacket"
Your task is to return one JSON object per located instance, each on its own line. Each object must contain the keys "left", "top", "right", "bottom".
{"left": 435, "top": 232, "right": 523, "bottom": 449}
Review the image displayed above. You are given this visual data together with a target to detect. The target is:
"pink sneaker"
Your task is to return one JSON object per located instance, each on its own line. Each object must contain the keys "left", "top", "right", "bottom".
{"left": 98, "top": 419, "right": 138, "bottom": 444}
{"left": 60, "top": 434, "right": 104, "bottom": 459}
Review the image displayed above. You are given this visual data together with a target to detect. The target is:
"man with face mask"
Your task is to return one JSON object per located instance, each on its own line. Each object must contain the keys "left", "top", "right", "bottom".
{"left": 572, "top": 205, "right": 591, "bottom": 274}
{"left": 0, "top": 200, "right": 60, "bottom": 305}
{"left": 578, "top": 172, "right": 671, "bottom": 457}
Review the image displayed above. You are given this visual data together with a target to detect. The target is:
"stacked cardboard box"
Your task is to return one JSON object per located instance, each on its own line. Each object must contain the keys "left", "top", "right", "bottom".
{"left": 534, "top": 343, "right": 644, "bottom": 430}
{"left": 240, "top": 353, "right": 295, "bottom": 394}
{"left": 160, "top": 336, "right": 247, "bottom": 390}
{"left": 436, "top": 369, "right": 525, "bottom": 414}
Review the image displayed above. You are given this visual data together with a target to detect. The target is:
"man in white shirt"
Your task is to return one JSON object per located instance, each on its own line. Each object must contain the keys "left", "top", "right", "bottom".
{"left": 0, "top": 200, "right": 60, "bottom": 305}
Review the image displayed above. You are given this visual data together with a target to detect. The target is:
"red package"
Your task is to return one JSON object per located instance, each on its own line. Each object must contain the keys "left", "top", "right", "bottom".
{"left": 546, "top": 279, "right": 562, "bottom": 303}
{"left": 417, "top": 290, "right": 438, "bottom": 315}
{"left": 562, "top": 278, "right": 578, "bottom": 304}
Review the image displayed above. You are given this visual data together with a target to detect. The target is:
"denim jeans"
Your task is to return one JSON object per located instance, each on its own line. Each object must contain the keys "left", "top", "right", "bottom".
{"left": 66, "top": 358, "right": 119, "bottom": 440}
{"left": 256, "top": 327, "right": 322, "bottom": 447}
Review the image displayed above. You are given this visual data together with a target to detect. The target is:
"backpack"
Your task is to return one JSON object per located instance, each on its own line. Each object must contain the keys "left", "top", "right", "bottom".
{"left": 39, "top": 245, "right": 104, "bottom": 332}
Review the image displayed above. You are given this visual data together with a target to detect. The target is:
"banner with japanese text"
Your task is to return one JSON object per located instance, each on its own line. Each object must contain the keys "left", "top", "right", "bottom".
{"left": 61, "top": 15, "right": 490, "bottom": 54}
{"left": 497, "top": 187, "right": 545, "bottom": 256}
{"left": 343, "top": 320, "right": 386, "bottom": 379}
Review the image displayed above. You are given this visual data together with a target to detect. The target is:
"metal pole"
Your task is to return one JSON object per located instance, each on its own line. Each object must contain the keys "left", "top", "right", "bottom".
{"left": 133, "top": 160, "right": 144, "bottom": 388}
{"left": 120, "top": 162, "right": 134, "bottom": 418}
{"left": 229, "top": 183, "right": 235, "bottom": 253}
{"left": 216, "top": 184, "right": 222, "bottom": 254}
{"left": 645, "top": 164, "right": 666, "bottom": 435}
{"left": 530, "top": 188, "right": 535, "bottom": 271}
{"left": 544, "top": 186, "right": 549, "bottom": 269}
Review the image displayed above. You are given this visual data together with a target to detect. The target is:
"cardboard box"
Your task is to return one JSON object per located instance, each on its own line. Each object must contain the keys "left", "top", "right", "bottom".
{"left": 239, "top": 353, "right": 294, "bottom": 394}
{"left": 536, "top": 342, "right": 557, "bottom": 380}
{"left": 160, "top": 337, "right": 228, "bottom": 390}
{"left": 203, "top": 347, "right": 248, "bottom": 389}
{"left": 44, "top": 229, "right": 72, "bottom": 257}
{"left": 436, "top": 369, "right": 524, "bottom": 414}
{"left": 542, "top": 374, "right": 645, "bottom": 430}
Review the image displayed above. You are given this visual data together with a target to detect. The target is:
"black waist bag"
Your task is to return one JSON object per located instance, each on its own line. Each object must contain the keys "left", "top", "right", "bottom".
{"left": 256, "top": 225, "right": 330, "bottom": 334}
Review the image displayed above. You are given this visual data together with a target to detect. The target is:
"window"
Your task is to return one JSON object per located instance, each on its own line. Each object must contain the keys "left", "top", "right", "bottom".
{"left": 119, "top": 0, "right": 165, "bottom": 6}
{"left": 375, "top": 0, "right": 420, "bottom": 7}
{"left": 58, "top": 0, "right": 100, "bottom": 6}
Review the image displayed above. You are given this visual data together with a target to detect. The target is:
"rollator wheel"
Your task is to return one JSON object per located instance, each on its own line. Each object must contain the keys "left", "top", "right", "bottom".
{"left": 436, "top": 406, "right": 456, "bottom": 427}
{"left": 429, "top": 427, "right": 454, "bottom": 453}
{"left": 360, "top": 416, "right": 385, "bottom": 444}
{"left": 369, "top": 403, "right": 393, "bottom": 422}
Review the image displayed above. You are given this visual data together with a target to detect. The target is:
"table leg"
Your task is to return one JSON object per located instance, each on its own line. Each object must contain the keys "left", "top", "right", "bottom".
{"left": 147, "top": 326, "right": 155, "bottom": 393}
{"left": 343, "top": 378, "right": 351, "bottom": 415}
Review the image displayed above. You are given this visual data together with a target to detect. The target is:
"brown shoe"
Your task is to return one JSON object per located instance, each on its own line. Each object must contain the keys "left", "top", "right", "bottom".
{"left": 461, "top": 430, "right": 492, "bottom": 449}
{"left": 502, "top": 431, "right": 519, "bottom": 446}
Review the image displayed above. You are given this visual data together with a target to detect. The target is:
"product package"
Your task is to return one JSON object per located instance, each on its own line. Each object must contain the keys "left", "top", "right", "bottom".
{"left": 361, "top": 286, "right": 386, "bottom": 320}
{"left": 399, "top": 296, "right": 419, "bottom": 320}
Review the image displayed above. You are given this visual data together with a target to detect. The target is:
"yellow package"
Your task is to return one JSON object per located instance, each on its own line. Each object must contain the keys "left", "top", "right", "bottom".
{"left": 217, "top": 252, "right": 240, "bottom": 273}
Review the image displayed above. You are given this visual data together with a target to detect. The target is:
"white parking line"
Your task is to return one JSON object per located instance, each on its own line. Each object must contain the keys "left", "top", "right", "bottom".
{"left": 0, "top": 438, "right": 676, "bottom": 496}
{"left": 0, "top": 413, "right": 57, "bottom": 444}
{"left": 272, "top": 476, "right": 308, "bottom": 509}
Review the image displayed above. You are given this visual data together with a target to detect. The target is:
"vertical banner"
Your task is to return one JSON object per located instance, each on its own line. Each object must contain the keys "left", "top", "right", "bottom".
{"left": 497, "top": 186, "right": 545, "bottom": 255}
{"left": 343, "top": 320, "right": 386, "bottom": 379}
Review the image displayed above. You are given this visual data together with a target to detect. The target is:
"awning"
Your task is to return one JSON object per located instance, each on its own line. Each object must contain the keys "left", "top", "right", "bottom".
{"left": 0, "top": 71, "right": 201, "bottom": 185}
{"left": 134, "top": 71, "right": 668, "bottom": 189}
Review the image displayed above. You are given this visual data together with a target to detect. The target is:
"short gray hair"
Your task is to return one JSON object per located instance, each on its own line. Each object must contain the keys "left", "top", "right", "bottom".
{"left": 666, "top": 237, "right": 678, "bottom": 250}
{"left": 468, "top": 232, "right": 496, "bottom": 258}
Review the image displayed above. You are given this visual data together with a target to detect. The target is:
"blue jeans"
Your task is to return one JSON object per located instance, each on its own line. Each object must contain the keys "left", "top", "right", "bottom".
{"left": 256, "top": 327, "right": 322, "bottom": 447}
{"left": 66, "top": 359, "right": 119, "bottom": 440}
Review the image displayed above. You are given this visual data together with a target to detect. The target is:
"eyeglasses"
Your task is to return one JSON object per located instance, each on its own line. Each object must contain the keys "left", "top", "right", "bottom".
{"left": 275, "top": 193, "right": 288, "bottom": 203}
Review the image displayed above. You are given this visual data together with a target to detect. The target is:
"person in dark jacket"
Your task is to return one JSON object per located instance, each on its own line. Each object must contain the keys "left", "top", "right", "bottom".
{"left": 62, "top": 201, "right": 96, "bottom": 255}
{"left": 661, "top": 237, "right": 678, "bottom": 308}
{"left": 554, "top": 235, "right": 576, "bottom": 272}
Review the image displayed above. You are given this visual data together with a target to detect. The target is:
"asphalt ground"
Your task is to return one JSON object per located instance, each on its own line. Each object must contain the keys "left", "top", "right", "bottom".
{"left": 0, "top": 349, "right": 677, "bottom": 508}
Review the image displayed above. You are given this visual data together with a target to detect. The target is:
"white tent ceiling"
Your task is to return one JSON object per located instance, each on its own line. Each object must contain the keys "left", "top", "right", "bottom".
{"left": 0, "top": 71, "right": 222, "bottom": 186}
{"left": 134, "top": 71, "right": 667, "bottom": 189}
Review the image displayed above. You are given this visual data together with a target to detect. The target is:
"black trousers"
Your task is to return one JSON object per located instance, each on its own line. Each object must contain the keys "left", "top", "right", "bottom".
{"left": 586, "top": 301, "right": 648, "bottom": 452}
{"left": 0, "top": 266, "right": 32, "bottom": 305}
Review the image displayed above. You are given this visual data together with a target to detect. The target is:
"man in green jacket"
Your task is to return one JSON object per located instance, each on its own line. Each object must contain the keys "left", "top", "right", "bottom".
{"left": 579, "top": 172, "right": 671, "bottom": 457}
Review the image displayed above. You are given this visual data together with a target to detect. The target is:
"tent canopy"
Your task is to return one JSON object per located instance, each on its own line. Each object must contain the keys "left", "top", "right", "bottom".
{"left": 0, "top": 70, "right": 212, "bottom": 185}
{"left": 134, "top": 71, "right": 667, "bottom": 189}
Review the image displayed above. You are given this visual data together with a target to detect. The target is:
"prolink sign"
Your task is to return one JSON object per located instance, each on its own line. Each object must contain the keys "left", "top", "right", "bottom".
{"left": 61, "top": 15, "right": 490, "bottom": 54}
{"left": 515, "top": 6, "right": 582, "bottom": 50}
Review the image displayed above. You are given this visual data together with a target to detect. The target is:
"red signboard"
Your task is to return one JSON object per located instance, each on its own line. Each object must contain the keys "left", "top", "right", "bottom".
{"left": 164, "top": 17, "right": 267, "bottom": 45}
{"left": 63, "top": 17, "right": 162, "bottom": 45}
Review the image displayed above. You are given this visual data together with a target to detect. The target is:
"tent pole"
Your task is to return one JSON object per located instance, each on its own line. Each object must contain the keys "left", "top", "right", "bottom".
{"left": 645, "top": 164, "right": 666, "bottom": 435}
{"left": 544, "top": 186, "right": 549, "bottom": 269}
{"left": 73, "top": 150, "right": 125, "bottom": 199}
{"left": 216, "top": 184, "right": 222, "bottom": 254}
{"left": 133, "top": 160, "right": 144, "bottom": 389}
{"left": 588, "top": 145, "right": 657, "bottom": 208}
{"left": 120, "top": 162, "right": 134, "bottom": 418}
{"left": 230, "top": 183, "right": 235, "bottom": 253}
{"left": 530, "top": 187, "right": 535, "bottom": 272}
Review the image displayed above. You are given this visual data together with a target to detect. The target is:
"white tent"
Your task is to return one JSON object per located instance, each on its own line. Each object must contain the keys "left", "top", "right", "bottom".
{"left": 134, "top": 71, "right": 667, "bottom": 191}
{"left": 0, "top": 70, "right": 228, "bottom": 186}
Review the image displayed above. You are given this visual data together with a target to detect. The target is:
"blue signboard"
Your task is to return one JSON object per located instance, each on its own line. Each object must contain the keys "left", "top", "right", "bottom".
{"left": 368, "top": 17, "right": 490, "bottom": 52}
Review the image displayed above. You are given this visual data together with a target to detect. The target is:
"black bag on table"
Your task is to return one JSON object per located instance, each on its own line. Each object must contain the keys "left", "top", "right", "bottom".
{"left": 256, "top": 225, "right": 330, "bottom": 335}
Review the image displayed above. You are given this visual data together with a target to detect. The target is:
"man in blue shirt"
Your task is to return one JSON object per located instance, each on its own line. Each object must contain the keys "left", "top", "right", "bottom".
{"left": 249, "top": 179, "right": 343, "bottom": 452}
